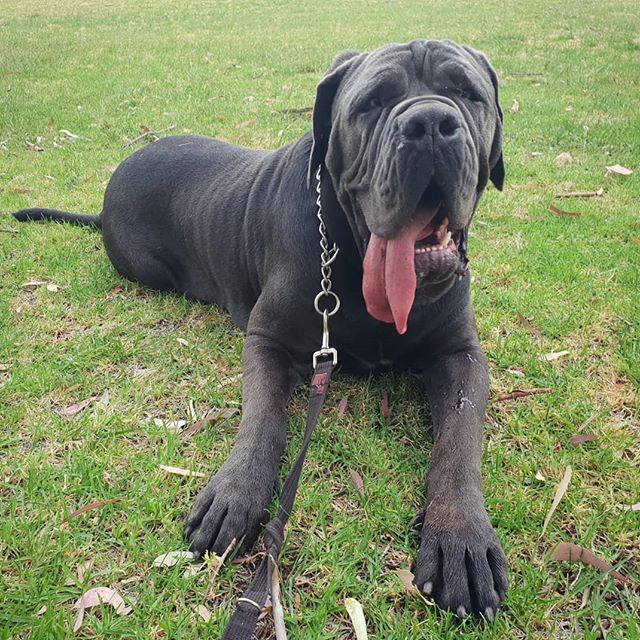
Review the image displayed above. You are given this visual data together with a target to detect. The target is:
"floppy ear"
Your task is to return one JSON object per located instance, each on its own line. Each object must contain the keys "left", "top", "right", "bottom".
{"left": 463, "top": 46, "right": 505, "bottom": 191}
{"left": 486, "top": 63, "right": 505, "bottom": 191}
{"left": 307, "top": 50, "right": 360, "bottom": 187}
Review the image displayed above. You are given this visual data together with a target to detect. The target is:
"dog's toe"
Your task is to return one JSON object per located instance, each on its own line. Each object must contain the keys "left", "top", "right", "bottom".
{"left": 413, "top": 509, "right": 508, "bottom": 618}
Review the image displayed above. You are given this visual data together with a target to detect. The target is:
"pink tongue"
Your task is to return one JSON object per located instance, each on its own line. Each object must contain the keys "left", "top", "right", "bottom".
{"left": 362, "top": 215, "right": 434, "bottom": 334}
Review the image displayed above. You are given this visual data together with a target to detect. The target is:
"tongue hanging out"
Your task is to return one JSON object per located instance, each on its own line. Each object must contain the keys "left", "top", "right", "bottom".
{"left": 362, "top": 206, "right": 441, "bottom": 335}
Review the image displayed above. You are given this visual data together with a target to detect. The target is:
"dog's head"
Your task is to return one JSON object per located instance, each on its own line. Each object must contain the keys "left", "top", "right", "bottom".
{"left": 308, "top": 39, "right": 504, "bottom": 334}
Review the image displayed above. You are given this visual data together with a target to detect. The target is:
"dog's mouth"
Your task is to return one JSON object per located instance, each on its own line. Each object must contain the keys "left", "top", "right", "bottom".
{"left": 362, "top": 181, "right": 464, "bottom": 334}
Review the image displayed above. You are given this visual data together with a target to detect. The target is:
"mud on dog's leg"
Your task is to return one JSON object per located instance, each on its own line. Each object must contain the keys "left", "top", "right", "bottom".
{"left": 413, "top": 342, "right": 508, "bottom": 618}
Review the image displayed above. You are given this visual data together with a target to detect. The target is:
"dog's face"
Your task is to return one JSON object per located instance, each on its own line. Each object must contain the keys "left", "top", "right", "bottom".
{"left": 309, "top": 40, "right": 504, "bottom": 334}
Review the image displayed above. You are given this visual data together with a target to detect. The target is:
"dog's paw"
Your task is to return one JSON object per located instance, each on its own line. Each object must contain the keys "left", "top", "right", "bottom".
{"left": 185, "top": 462, "right": 274, "bottom": 558}
{"left": 412, "top": 504, "right": 508, "bottom": 619}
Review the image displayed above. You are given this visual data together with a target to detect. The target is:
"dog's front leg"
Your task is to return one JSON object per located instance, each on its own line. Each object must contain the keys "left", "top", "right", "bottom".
{"left": 186, "top": 332, "right": 299, "bottom": 558}
{"left": 412, "top": 345, "right": 508, "bottom": 619}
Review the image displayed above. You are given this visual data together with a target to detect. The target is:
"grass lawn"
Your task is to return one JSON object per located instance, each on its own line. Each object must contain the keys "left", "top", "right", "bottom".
{"left": 1, "top": 0, "right": 639, "bottom": 638}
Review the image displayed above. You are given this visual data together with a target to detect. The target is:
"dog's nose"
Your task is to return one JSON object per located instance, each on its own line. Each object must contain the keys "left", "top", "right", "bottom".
{"left": 400, "top": 104, "right": 461, "bottom": 142}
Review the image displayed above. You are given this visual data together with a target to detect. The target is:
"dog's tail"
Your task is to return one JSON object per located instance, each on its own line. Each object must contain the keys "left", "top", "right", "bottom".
{"left": 13, "top": 208, "right": 102, "bottom": 229}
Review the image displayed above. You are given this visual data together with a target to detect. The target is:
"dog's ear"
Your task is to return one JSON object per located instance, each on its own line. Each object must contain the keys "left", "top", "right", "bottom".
{"left": 463, "top": 46, "right": 505, "bottom": 191}
{"left": 307, "top": 51, "right": 361, "bottom": 187}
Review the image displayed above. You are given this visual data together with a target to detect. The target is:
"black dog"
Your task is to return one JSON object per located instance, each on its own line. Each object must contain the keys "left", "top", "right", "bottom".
{"left": 14, "top": 39, "right": 508, "bottom": 618}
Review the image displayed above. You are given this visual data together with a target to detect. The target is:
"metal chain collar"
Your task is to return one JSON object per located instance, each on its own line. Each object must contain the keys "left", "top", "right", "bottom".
{"left": 312, "top": 165, "right": 340, "bottom": 367}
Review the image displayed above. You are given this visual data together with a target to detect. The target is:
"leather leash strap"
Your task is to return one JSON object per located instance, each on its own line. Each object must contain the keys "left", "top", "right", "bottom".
{"left": 222, "top": 357, "right": 335, "bottom": 639}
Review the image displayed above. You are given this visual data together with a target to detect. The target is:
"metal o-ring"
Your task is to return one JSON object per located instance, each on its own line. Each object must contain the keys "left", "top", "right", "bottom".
{"left": 314, "top": 291, "right": 340, "bottom": 316}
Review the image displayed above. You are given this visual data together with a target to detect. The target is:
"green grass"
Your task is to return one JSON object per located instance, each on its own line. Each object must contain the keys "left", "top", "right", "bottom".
{"left": 1, "top": 0, "right": 639, "bottom": 638}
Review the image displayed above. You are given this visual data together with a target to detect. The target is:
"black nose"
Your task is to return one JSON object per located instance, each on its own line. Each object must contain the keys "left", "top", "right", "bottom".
{"left": 400, "top": 104, "right": 461, "bottom": 142}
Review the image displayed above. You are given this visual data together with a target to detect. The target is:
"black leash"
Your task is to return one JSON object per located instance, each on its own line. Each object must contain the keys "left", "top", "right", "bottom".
{"left": 222, "top": 165, "right": 339, "bottom": 639}
{"left": 221, "top": 358, "right": 335, "bottom": 639}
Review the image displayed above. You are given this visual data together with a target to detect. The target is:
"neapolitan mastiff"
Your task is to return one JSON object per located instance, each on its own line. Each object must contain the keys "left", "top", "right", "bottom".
{"left": 14, "top": 39, "right": 508, "bottom": 618}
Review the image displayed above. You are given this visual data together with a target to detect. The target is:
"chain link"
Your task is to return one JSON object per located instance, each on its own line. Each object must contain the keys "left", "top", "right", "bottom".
{"left": 313, "top": 165, "right": 340, "bottom": 317}
{"left": 312, "top": 166, "right": 340, "bottom": 367}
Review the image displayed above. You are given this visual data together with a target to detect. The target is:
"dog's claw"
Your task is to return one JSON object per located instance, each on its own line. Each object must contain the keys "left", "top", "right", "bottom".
{"left": 484, "top": 607, "right": 495, "bottom": 622}
{"left": 422, "top": 581, "right": 433, "bottom": 595}
{"left": 456, "top": 606, "right": 466, "bottom": 618}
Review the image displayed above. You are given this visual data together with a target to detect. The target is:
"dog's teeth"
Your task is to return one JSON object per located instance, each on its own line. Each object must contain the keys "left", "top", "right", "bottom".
{"left": 440, "top": 231, "right": 452, "bottom": 247}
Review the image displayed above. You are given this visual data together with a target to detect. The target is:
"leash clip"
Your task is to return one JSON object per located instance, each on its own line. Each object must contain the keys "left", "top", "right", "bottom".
{"left": 313, "top": 309, "right": 338, "bottom": 367}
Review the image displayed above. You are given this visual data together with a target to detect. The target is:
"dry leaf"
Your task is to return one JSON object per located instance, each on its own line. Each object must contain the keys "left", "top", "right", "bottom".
{"left": 181, "top": 407, "right": 238, "bottom": 438}
{"left": 159, "top": 464, "right": 206, "bottom": 478}
{"left": 381, "top": 390, "right": 390, "bottom": 419}
{"left": 21, "top": 280, "right": 47, "bottom": 290}
{"left": 182, "top": 562, "right": 205, "bottom": 578}
{"left": 543, "top": 350, "right": 570, "bottom": 362}
{"left": 64, "top": 498, "right": 121, "bottom": 522}
{"left": 394, "top": 569, "right": 420, "bottom": 594}
{"left": 36, "top": 605, "right": 47, "bottom": 616}
{"left": 58, "top": 395, "right": 99, "bottom": 417}
{"left": 46, "top": 283, "right": 61, "bottom": 292}
{"left": 337, "top": 397, "right": 348, "bottom": 417}
{"left": 77, "top": 559, "right": 94, "bottom": 583}
{"left": 344, "top": 598, "right": 368, "bottom": 640}
{"left": 569, "top": 433, "right": 597, "bottom": 446}
{"left": 550, "top": 542, "right": 633, "bottom": 588}
{"left": 198, "top": 604, "right": 212, "bottom": 622}
{"left": 152, "top": 550, "right": 194, "bottom": 567}
{"left": 510, "top": 99, "right": 520, "bottom": 114}
{"left": 535, "top": 471, "right": 546, "bottom": 482}
{"left": 516, "top": 311, "right": 544, "bottom": 339}
{"left": 606, "top": 164, "right": 633, "bottom": 176}
{"left": 163, "top": 419, "right": 187, "bottom": 433}
{"left": 349, "top": 469, "right": 365, "bottom": 497}
{"left": 619, "top": 503, "right": 640, "bottom": 512}
{"left": 216, "top": 374, "right": 242, "bottom": 389}
{"left": 555, "top": 152, "right": 574, "bottom": 165}
{"left": 541, "top": 466, "right": 572, "bottom": 536}
{"left": 73, "top": 587, "right": 132, "bottom": 632}
{"left": 494, "top": 388, "right": 552, "bottom": 402}
{"left": 549, "top": 204, "right": 581, "bottom": 218}
{"left": 176, "top": 337, "right": 189, "bottom": 347}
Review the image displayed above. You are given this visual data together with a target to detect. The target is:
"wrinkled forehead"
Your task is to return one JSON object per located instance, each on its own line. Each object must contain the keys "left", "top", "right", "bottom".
{"left": 340, "top": 40, "right": 488, "bottom": 99}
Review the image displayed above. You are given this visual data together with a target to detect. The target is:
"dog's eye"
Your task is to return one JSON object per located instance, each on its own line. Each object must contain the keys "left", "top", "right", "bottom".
{"left": 450, "top": 86, "right": 483, "bottom": 102}
{"left": 358, "top": 95, "right": 382, "bottom": 113}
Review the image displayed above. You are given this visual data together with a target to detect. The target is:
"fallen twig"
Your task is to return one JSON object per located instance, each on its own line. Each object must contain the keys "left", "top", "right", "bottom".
{"left": 123, "top": 124, "right": 176, "bottom": 148}
{"left": 272, "top": 565, "right": 288, "bottom": 640}
{"left": 276, "top": 106, "right": 312, "bottom": 115}
{"left": 0, "top": 227, "right": 18, "bottom": 234}
{"left": 555, "top": 188, "right": 603, "bottom": 198}
{"left": 494, "top": 388, "right": 553, "bottom": 402}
